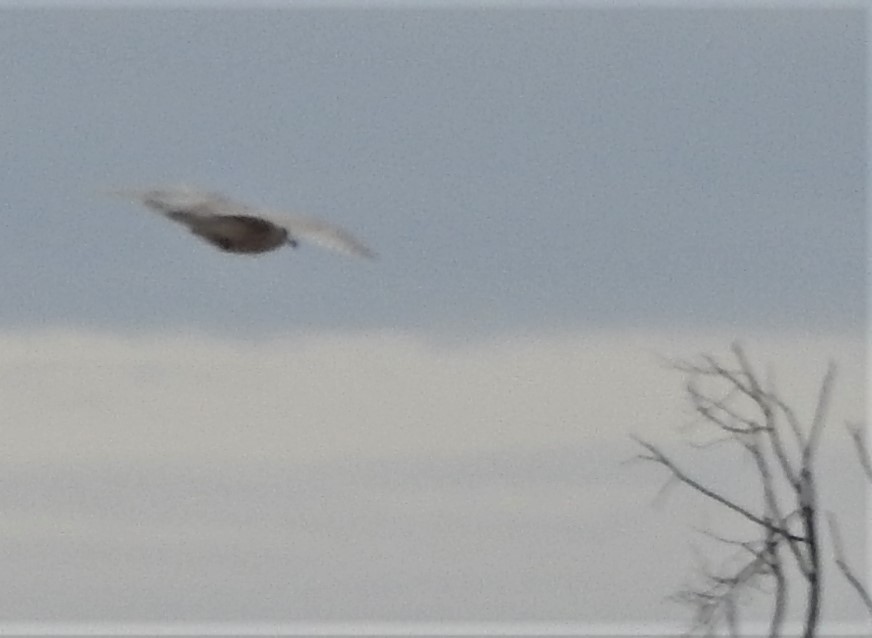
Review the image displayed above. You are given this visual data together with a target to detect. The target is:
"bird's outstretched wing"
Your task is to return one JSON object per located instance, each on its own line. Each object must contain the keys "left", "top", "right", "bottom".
{"left": 265, "top": 213, "right": 377, "bottom": 259}
{"left": 104, "top": 186, "right": 247, "bottom": 221}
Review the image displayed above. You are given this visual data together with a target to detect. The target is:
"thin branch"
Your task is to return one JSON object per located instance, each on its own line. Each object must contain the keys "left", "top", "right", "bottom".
{"left": 701, "top": 355, "right": 757, "bottom": 403}
{"left": 766, "top": 531, "right": 787, "bottom": 638}
{"left": 846, "top": 421, "right": 872, "bottom": 483}
{"left": 761, "top": 371, "right": 801, "bottom": 489}
{"left": 763, "top": 406, "right": 801, "bottom": 490}
{"left": 633, "top": 436, "right": 805, "bottom": 542}
{"left": 827, "top": 512, "right": 872, "bottom": 616}
{"left": 686, "top": 380, "right": 765, "bottom": 434}
{"left": 771, "top": 393, "right": 807, "bottom": 452}
{"left": 733, "top": 344, "right": 801, "bottom": 487}
{"left": 694, "top": 527, "right": 760, "bottom": 553}
{"left": 798, "top": 464, "right": 821, "bottom": 638}
{"left": 686, "top": 433, "right": 742, "bottom": 450}
{"left": 745, "top": 431, "right": 809, "bottom": 575}
{"left": 804, "top": 362, "right": 836, "bottom": 466}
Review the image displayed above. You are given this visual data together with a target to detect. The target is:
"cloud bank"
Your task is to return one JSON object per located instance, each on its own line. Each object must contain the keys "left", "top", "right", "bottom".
{"left": 0, "top": 327, "right": 865, "bottom": 624}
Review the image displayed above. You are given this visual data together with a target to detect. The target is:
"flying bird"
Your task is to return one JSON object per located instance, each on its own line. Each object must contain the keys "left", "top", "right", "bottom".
{"left": 107, "top": 185, "right": 376, "bottom": 259}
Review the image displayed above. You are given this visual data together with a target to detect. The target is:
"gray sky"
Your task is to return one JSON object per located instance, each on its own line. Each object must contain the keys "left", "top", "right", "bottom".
{"left": 0, "top": 4, "right": 866, "bottom": 633}
{"left": 0, "top": 5, "right": 864, "bottom": 337}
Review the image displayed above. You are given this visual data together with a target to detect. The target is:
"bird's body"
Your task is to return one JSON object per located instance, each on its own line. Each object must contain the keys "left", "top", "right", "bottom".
{"left": 176, "top": 213, "right": 292, "bottom": 254}
{"left": 109, "top": 186, "right": 375, "bottom": 259}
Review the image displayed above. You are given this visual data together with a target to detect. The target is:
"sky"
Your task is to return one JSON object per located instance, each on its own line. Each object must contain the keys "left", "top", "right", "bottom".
{"left": 0, "top": 3, "right": 867, "bottom": 634}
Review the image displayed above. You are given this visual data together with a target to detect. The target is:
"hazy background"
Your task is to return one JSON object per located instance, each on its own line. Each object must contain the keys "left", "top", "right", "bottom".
{"left": 0, "top": 4, "right": 866, "bottom": 633}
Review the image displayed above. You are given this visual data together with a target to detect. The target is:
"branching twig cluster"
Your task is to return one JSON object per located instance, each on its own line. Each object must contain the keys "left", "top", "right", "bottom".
{"left": 633, "top": 342, "right": 870, "bottom": 637}
{"left": 670, "top": 529, "right": 784, "bottom": 637}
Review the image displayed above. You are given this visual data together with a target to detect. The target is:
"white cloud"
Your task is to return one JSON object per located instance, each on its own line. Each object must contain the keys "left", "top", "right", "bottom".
{"left": 0, "top": 327, "right": 865, "bottom": 623}
{"left": 0, "top": 327, "right": 862, "bottom": 468}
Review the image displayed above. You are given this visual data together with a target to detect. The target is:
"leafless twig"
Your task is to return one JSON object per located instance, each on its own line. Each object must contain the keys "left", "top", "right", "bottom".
{"left": 827, "top": 513, "right": 872, "bottom": 616}
{"left": 846, "top": 421, "right": 872, "bottom": 483}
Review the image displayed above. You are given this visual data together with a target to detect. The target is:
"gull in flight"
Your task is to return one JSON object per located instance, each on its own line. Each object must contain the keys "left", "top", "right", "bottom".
{"left": 107, "top": 185, "right": 376, "bottom": 259}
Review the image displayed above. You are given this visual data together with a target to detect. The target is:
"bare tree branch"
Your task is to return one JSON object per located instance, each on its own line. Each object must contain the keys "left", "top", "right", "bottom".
{"left": 686, "top": 379, "right": 766, "bottom": 435}
{"left": 798, "top": 464, "right": 821, "bottom": 638}
{"left": 761, "top": 372, "right": 801, "bottom": 490}
{"left": 805, "top": 363, "right": 836, "bottom": 466}
{"left": 846, "top": 421, "right": 872, "bottom": 483}
{"left": 791, "top": 363, "right": 835, "bottom": 638}
{"left": 632, "top": 345, "right": 854, "bottom": 638}
{"left": 633, "top": 436, "right": 804, "bottom": 542}
{"left": 771, "top": 393, "right": 808, "bottom": 452}
{"left": 767, "top": 538, "right": 788, "bottom": 638}
{"left": 745, "top": 429, "right": 809, "bottom": 575}
{"left": 827, "top": 512, "right": 872, "bottom": 617}
{"left": 672, "top": 529, "right": 786, "bottom": 637}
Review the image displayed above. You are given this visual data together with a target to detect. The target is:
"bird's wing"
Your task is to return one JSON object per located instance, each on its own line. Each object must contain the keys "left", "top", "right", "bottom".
{"left": 105, "top": 187, "right": 248, "bottom": 223}
{"left": 267, "top": 213, "right": 377, "bottom": 259}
